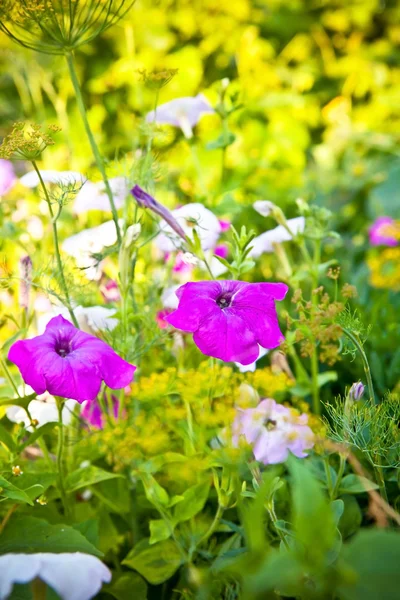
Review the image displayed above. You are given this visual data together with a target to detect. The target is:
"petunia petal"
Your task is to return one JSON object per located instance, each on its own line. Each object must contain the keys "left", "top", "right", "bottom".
{"left": 193, "top": 308, "right": 259, "bottom": 364}
{"left": 0, "top": 554, "right": 41, "bottom": 599}
{"left": 166, "top": 281, "right": 222, "bottom": 332}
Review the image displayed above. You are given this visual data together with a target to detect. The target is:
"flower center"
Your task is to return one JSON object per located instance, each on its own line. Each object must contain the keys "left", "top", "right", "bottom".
{"left": 56, "top": 340, "right": 71, "bottom": 358}
{"left": 216, "top": 293, "right": 232, "bottom": 309}
{"left": 264, "top": 418, "right": 277, "bottom": 431}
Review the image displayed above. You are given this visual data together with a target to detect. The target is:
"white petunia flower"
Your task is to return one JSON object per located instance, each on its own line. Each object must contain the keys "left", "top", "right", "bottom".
{"left": 62, "top": 220, "right": 119, "bottom": 280}
{"left": 249, "top": 217, "right": 306, "bottom": 258}
{"left": 73, "top": 177, "right": 128, "bottom": 214}
{"left": 0, "top": 552, "right": 111, "bottom": 600}
{"left": 253, "top": 200, "right": 276, "bottom": 217}
{"left": 19, "top": 170, "right": 84, "bottom": 188}
{"left": 37, "top": 305, "right": 118, "bottom": 335}
{"left": 156, "top": 203, "right": 221, "bottom": 253}
{"left": 6, "top": 389, "right": 78, "bottom": 431}
{"left": 146, "top": 93, "right": 214, "bottom": 138}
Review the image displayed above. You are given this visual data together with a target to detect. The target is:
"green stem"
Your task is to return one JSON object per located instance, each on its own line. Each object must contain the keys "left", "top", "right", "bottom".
{"left": 323, "top": 456, "right": 334, "bottom": 499}
{"left": 197, "top": 504, "right": 224, "bottom": 548}
{"left": 342, "top": 328, "right": 376, "bottom": 403}
{"left": 56, "top": 398, "right": 70, "bottom": 518}
{"left": 65, "top": 52, "right": 121, "bottom": 245}
{"left": 267, "top": 500, "right": 290, "bottom": 550}
{"left": 374, "top": 455, "right": 388, "bottom": 503}
{"left": 31, "top": 578, "right": 47, "bottom": 600}
{"left": 31, "top": 161, "right": 79, "bottom": 328}
{"left": 0, "top": 356, "right": 21, "bottom": 398}
{"left": 332, "top": 454, "right": 346, "bottom": 499}
{"left": 310, "top": 239, "right": 321, "bottom": 415}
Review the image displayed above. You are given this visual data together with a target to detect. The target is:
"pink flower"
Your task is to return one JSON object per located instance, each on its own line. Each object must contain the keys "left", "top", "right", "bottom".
{"left": 369, "top": 216, "right": 399, "bottom": 246}
{"left": 81, "top": 394, "right": 119, "bottom": 429}
{"left": 232, "top": 399, "right": 314, "bottom": 464}
{"left": 219, "top": 220, "right": 231, "bottom": 232}
{"left": 165, "top": 280, "right": 288, "bottom": 365}
{"left": 8, "top": 315, "right": 135, "bottom": 402}
{"left": 0, "top": 159, "right": 16, "bottom": 195}
{"left": 156, "top": 309, "right": 173, "bottom": 329}
{"left": 214, "top": 244, "right": 229, "bottom": 259}
{"left": 100, "top": 280, "right": 121, "bottom": 303}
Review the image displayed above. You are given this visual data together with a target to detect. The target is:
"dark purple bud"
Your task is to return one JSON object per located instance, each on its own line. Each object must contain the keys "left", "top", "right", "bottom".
{"left": 131, "top": 185, "right": 187, "bottom": 244}
{"left": 349, "top": 381, "right": 365, "bottom": 401}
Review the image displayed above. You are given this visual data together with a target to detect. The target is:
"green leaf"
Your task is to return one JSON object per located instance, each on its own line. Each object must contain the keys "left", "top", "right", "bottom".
{"left": 338, "top": 475, "right": 379, "bottom": 494}
{"left": 206, "top": 132, "right": 235, "bottom": 150}
{"left": 20, "top": 422, "right": 58, "bottom": 450}
{"left": 17, "top": 473, "right": 56, "bottom": 496}
{"left": 339, "top": 530, "right": 400, "bottom": 600}
{"left": 0, "top": 476, "right": 34, "bottom": 505}
{"left": 149, "top": 519, "right": 172, "bottom": 544}
{"left": 331, "top": 499, "right": 345, "bottom": 526}
{"left": 73, "top": 519, "right": 100, "bottom": 548}
{"left": 0, "top": 422, "right": 16, "bottom": 451}
{"left": 317, "top": 371, "right": 338, "bottom": 388}
{"left": 0, "top": 393, "right": 35, "bottom": 409}
{"left": 0, "top": 516, "right": 102, "bottom": 556}
{"left": 338, "top": 496, "right": 362, "bottom": 540}
{"left": 288, "top": 456, "right": 336, "bottom": 567}
{"left": 138, "top": 452, "right": 187, "bottom": 474}
{"left": 123, "top": 539, "right": 182, "bottom": 585}
{"left": 172, "top": 480, "right": 210, "bottom": 524}
{"left": 104, "top": 573, "right": 147, "bottom": 600}
{"left": 65, "top": 465, "right": 122, "bottom": 493}
{"left": 141, "top": 474, "right": 170, "bottom": 507}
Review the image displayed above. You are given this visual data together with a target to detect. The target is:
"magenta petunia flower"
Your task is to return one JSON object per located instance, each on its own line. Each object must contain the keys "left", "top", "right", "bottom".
{"left": 81, "top": 394, "right": 120, "bottom": 429}
{"left": 8, "top": 315, "right": 135, "bottom": 403}
{"left": 165, "top": 280, "right": 288, "bottom": 364}
{"left": 231, "top": 398, "right": 314, "bottom": 464}
{"left": 368, "top": 216, "right": 399, "bottom": 246}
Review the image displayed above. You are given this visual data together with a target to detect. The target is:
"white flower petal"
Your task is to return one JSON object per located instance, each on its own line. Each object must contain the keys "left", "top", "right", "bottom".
{"left": 156, "top": 203, "right": 221, "bottom": 252}
{"left": 249, "top": 217, "right": 305, "bottom": 257}
{"left": 0, "top": 553, "right": 111, "bottom": 600}
{"left": 73, "top": 177, "right": 127, "bottom": 214}
{"left": 0, "top": 554, "right": 41, "bottom": 599}
{"left": 146, "top": 93, "right": 214, "bottom": 128}
{"left": 19, "top": 170, "right": 84, "bottom": 188}
{"left": 253, "top": 200, "right": 276, "bottom": 217}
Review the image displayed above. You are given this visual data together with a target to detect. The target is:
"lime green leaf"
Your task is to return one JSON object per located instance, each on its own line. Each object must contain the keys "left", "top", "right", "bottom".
{"left": 104, "top": 573, "right": 147, "bottom": 600}
{"left": 338, "top": 475, "right": 379, "bottom": 494}
{"left": 0, "top": 393, "right": 35, "bottom": 409}
{"left": 140, "top": 474, "right": 170, "bottom": 507}
{"left": 149, "top": 519, "right": 172, "bottom": 544}
{"left": 65, "top": 465, "right": 122, "bottom": 493}
{"left": 172, "top": 480, "right": 210, "bottom": 524}
{"left": 0, "top": 516, "right": 102, "bottom": 556}
{"left": 20, "top": 422, "right": 58, "bottom": 450}
{"left": 123, "top": 539, "right": 182, "bottom": 585}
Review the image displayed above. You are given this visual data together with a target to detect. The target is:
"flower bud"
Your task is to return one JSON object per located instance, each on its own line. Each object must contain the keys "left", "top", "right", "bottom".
{"left": 19, "top": 255, "right": 32, "bottom": 310}
{"left": 348, "top": 381, "right": 365, "bottom": 402}
{"left": 253, "top": 200, "right": 276, "bottom": 217}
{"left": 123, "top": 223, "right": 141, "bottom": 250}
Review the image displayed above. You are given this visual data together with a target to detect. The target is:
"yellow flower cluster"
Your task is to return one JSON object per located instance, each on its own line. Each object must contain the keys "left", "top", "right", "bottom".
{"left": 368, "top": 248, "right": 400, "bottom": 291}
{"left": 88, "top": 363, "right": 292, "bottom": 472}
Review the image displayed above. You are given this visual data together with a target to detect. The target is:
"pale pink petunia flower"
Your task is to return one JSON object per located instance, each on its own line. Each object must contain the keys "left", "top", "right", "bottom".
{"left": 231, "top": 398, "right": 314, "bottom": 464}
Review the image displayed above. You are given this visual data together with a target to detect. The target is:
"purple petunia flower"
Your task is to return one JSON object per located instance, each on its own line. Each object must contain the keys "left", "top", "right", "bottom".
{"left": 8, "top": 315, "right": 135, "bottom": 403}
{"left": 231, "top": 398, "right": 314, "bottom": 464}
{"left": 165, "top": 280, "right": 288, "bottom": 365}
{"left": 368, "top": 216, "right": 399, "bottom": 246}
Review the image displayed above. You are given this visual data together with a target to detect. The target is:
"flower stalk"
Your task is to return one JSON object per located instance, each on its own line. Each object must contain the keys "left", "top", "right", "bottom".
{"left": 31, "top": 160, "right": 79, "bottom": 328}
{"left": 65, "top": 52, "right": 121, "bottom": 245}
